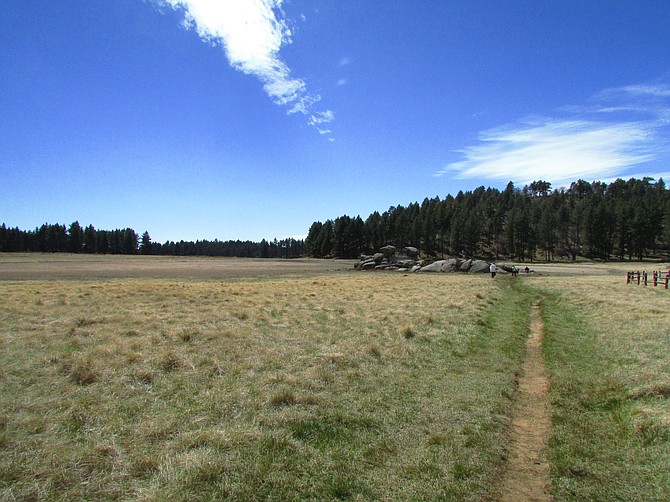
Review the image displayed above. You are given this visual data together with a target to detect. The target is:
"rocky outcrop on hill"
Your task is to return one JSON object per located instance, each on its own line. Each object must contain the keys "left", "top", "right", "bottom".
{"left": 354, "top": 245, "right": 491, "bottom": 273}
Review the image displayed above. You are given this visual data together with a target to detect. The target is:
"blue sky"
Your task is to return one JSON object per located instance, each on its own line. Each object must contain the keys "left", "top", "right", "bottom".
{"left": 2, "top": 0, "right": 670, "bottom": 243}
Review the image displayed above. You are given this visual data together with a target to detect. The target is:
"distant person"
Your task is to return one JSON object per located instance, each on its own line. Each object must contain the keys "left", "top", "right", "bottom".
{"left": 511, "top": 265, "right": 518, "bottom": 276}
{"left": 490, "top": 263, "right": 497, "bottom": 278}
{"left": 524, "top": 266, "right": 530, "bottom": 274}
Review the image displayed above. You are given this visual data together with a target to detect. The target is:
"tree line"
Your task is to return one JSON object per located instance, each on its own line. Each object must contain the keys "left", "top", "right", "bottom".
{"left": 0, "top": 222, "right": 305, "bottom": 259}
{"left": 2, "top": 177, "right": 668, "bottom": 262}
{"left": 305, "top": 178, "right": 670, "bottom": 261}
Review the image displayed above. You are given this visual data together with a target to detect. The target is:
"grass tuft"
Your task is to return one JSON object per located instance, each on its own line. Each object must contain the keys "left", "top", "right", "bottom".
{"left": 157, "top": 350, "right": 187, "bottom": 373}
{"left": 70, "top": 358, "right": 99, "bottom": 385}
{"left": 366, "top": 344, "right": 382, "bottom": 359}
{"left": 178, "top": 327, "right": 199, "bottom": 342}
{"left": 269, "top": 388, "right": 298, "bottom": 407}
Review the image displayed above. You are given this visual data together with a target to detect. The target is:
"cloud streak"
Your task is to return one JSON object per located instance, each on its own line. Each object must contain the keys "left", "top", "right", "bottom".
{"left": 438, "top": 83, "right": 670, "bottom": 186}
{"left": 161, "top": 0, "right": 333, "bottom": 134}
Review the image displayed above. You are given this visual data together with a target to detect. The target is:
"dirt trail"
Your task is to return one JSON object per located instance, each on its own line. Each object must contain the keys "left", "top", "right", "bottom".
{"left": 499, "top": 301, "right": 552, "bottom": 501}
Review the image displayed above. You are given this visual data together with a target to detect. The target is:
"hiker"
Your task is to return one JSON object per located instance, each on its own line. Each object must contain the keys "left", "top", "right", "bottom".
{"left": 490, "top": 262, "right": 497, "bottom": 278}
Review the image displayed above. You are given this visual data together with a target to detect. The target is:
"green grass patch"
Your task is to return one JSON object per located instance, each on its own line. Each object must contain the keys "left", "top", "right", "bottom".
{"left": 524, "top": 274, "right": 670, "bottom": 501}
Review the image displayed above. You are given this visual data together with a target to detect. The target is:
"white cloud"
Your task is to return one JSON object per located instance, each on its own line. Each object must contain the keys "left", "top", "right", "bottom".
{"left": 438, "top": 83, "right": 670, "bottom": 186}
{"left": 161, "top": 0, "right": 333, "bottom": 132}
{"left": 308, "top": 110, "right": 334, "bottom": 135}
{"left": 620, "top": 84, "right": 670, "bottom": 98}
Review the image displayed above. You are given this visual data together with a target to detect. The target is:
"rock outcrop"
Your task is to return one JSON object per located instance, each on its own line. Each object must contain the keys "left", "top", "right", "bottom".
{"left": 354, "top": 246, "right": 491, "bottom": 273}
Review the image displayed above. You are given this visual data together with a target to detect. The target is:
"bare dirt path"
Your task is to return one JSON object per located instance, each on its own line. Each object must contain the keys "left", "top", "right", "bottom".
{"left": 499, "top": 301, "right": 552, "bottom": 501}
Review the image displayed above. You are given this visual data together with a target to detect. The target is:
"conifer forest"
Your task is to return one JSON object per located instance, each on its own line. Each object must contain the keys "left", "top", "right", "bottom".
{"left": 2, "top": 178, "right": 669, "bottom": 262}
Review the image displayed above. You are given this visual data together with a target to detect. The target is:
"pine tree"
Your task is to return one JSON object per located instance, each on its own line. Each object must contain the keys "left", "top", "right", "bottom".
{"left": 140, "top": 231, "right": 152, "bottom": 255}
{"left": 68, "top": 221, "right": 84, "bottom": 253}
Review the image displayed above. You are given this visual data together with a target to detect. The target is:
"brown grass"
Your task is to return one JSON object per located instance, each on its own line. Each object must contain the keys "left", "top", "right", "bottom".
{"left": 0, "top": 256, "right": 520, "bottom": 500}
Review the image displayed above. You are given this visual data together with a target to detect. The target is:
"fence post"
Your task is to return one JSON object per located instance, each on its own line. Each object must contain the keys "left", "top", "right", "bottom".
{"left": 637, "top": 271, "right": 641, "bottom": 285}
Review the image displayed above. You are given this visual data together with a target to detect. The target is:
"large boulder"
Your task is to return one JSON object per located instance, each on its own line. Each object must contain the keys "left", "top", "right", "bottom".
{"left": 373, "top": 253, "right": 385, "bottom": 263}
{"left": 418, "top": 260, "right": 446, "bottom": 272}
{"left": 443, "top": 258, "right": 463, "bottom": 272}
{"left": 380, "top": 245, "right": 397, "bottom": 258}
{"left": 394, "top": 258, "right": 417, "bottom": 269}
{"left": 460, "top": 259, "right": 473, "bottom": 272}
{"left": 403, "top": 246, "right": 419, "bottom": 257}
{"left": 360, "top": 259, "right": 377, "bottom": 270}
{"left": 469, "top": 260, "right": 491, "bottom": 273}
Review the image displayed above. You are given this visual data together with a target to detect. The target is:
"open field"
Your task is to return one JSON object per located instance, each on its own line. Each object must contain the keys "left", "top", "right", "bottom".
{"left": 0, "top": 253, "right": 357, "bottom": 281}
{"left": 1, "top": 254, "right": 669, "bottom": 500}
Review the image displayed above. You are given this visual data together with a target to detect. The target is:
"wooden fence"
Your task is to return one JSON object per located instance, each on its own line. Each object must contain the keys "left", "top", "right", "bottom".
{"left": 626, "top": 270, "right": 670, "bottom": 289}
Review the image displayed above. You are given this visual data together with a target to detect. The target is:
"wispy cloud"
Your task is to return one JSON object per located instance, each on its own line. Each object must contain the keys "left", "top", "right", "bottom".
{"left": 437, "top": 83, "right": 670, "bottom": 185}
{"left": 160, "top": 0, "right": 333, "bottom": 134}
{"left": 309, "top": 110, "right": 335, "bottom": 135}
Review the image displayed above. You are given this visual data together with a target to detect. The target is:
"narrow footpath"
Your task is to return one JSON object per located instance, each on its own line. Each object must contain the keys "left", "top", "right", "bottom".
{"left": 500, "top": 301, "right": 552, "bottom": 501}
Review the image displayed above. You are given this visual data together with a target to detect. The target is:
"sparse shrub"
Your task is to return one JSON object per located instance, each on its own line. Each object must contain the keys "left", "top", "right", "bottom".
{"left": 402, "top": 325, "right": 416, "bottom": 339}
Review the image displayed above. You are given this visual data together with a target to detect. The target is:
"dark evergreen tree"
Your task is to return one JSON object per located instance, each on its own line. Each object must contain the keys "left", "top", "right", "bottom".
{"left": 305, "top": 222, "right": 323, "bottom": 257}
{"left": 68, "top": 221, "right": 84, "bottom": 253}
{"left": 140, "top": 231, "right": 152, "bottom": 255}
{"left": 83, "top": 225, "right": 96, "bottom": 254}
{"left": 259, "top": 238, "right": 270, "bottom": 258}
{"left": 317, "top": 220, "right": 333, "bottom": 257}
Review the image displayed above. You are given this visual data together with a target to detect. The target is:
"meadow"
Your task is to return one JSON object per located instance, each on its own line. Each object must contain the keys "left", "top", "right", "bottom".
{"left": 0, "top": 254, "right": 668, "bottom": 500}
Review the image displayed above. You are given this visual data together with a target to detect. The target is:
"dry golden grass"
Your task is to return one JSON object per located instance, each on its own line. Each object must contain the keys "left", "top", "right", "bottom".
{"left": 533, "top": 264, "right": 670, "bottom": 426}
{"left": 3, "top": 256, "right": 666, "bottom": 500}
{"left": 0, "top": 268, "right": 526, "bottom": 500}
